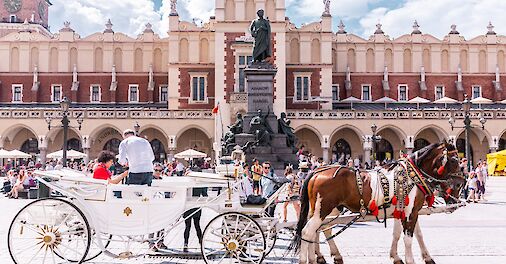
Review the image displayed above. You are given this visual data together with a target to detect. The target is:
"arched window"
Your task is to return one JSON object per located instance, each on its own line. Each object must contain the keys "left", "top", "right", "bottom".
{"left": 69, "top": 47, "right": 78, "bottom": 71}
{"left": 94, "top": 47, "right": 103, "bottom": 72}
{"left": 498, "top": 50, "right": 505, "bottom": 72}
{"left": 414, "top": 138, "right": 430, "bottom": 152}
{"left": 423, "top": 48, "right": 431, "bottom": 72}
{"left": 49, "top": 47, "right": 58, "bottom": 72}
{"left": 114, "top": 48, "right": 123, "bottom": 72}
{"left": 150, "top": 139, "right": 166, "bottom": 162}
{"left": 30, "top": 47, "right": 39, "bottom": 68}
{"left": 385, "top": 48, "right": 393, "bottom": 71}
{"left": 332, "top": 139, "right": 351, "bottom": 165}
{"left": 10, "top": 47, "right": 19, "bottom": 72}
{"left": 134, "top": 48, "right": 143, "bottom": 72}
{"left": 153, "top": 48, "right": 163, "bottom": 72}
{"left": 441, "top": 49, "right": 449, "bottom": 72}
{"left": 347, "top": 48, "right": 356, "bottom": 71}
{"left": 179, "top": 38, "right": 189, "bottom": 63}
{"left": 290, "top": 38, "right": 300, "bottom": 63}
{"left": 366, "top": 48, "right": 375, "bottom": 72}
{"left": 376, "top": 139, "right": 394, "bottom": 162}
{"left": 199, "top": 38, "right": 209, "bottom": 63}
{"left": 245, "top": 0, "right": 255, "bottom": 20}
{"left": 265, "top": 0, "right": 275, "bottom": 20}
{"left": 103, "top": 138, "right": 121, "bottom": 154}
{"left": 311, "top": 39, "right": 321, "bottom": 64}
{"left": 460, "top": 49, "right": 468, "bottom": 72}
{"left": 403, "top": 48, "right": 412, "bottom": 72}
{"left": 479, "top": 50, "right": 487, "bottom": 73}
{"left": 21, "top": 139, "right": 39, "bottom": 154}
{"left": 225, "top": 0, "right": 235, "bottom": 21}
{"left": 67, "top": 138, "right": 82, "bottom": 152}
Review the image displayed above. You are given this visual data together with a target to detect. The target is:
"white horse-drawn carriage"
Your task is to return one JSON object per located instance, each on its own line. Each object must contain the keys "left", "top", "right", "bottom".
{"left": 7, "top": 169, "right": 288, "bottom": 264}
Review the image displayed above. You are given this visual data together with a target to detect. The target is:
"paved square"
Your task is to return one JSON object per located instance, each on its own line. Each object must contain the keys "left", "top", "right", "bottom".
{"left": 2, "top": 177, "right": 506, "bottom": 264}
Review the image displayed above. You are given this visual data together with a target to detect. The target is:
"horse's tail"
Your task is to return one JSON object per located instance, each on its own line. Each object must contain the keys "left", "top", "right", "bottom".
{"left": 288, "top": 171, "right": 314, "bottom": 253}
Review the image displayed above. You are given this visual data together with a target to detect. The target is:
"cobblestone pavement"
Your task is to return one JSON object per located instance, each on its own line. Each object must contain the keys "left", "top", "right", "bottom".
{"left": 1, "top": 177, "right": 506, "bottom": 264}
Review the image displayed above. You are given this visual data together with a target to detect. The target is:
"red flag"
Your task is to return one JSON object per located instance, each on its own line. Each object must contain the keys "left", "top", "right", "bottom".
{"left": 212, "top": 105, "right": 219, "bottom": 114}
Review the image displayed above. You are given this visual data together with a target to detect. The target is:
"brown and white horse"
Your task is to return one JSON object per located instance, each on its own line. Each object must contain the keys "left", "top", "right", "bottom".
{"left": 291, "top": 143, "right": 463, "bottom": 264}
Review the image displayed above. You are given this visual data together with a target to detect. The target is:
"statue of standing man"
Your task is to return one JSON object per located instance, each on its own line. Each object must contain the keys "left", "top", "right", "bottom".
{"left": 250, "top": 9, "right": 272, "bottom": 63}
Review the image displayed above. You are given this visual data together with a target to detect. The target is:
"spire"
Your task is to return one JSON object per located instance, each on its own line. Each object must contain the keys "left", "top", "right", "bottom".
{"left": 449, "top": 24, "right": 459, "bottom": 35}
{"left": 375, "top": 21, "right": 384, "bottom": 34}
{"left": 487, "top": 21, "right": 496, "bottom": 35}
{"left": 337, "top": 20, "right": 346, "bottom": 34}
{"left": 104, "top": 19, "right": 114, "bottom": 33}
{"left": 143, "top": 23, "right": 154, "bottom": 33}
{"left": 170, "top": 0, "right": 178, "bottom": 16}
{"left": 411, "top": 20, "right": 421, "bottom": 34}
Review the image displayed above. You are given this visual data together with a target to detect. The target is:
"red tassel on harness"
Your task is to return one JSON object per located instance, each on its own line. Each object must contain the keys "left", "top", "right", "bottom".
{"left": 393, "top": 209, "right": 401, "bottom": 219}
{"left": 401, "top": 211, "right": 406, "bottom": 220}
{"left": 437, "top": 165, "right": 445, "bottom": 175}
{"left": 427, "top": 195, "right": 435, "bottom": 207}
{"left": 392, "top": 196, "right": 398, "bottom": 205}
{"left": 404, "top": 196, "right": 409, "bottom": 205}
{"left": 369, "top": 200, "right": 378, "bottom": 216}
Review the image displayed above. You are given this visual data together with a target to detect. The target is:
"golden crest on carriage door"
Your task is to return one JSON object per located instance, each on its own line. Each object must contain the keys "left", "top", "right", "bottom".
{"left": 123, "top": 207, "right": 132, "bottom": 216}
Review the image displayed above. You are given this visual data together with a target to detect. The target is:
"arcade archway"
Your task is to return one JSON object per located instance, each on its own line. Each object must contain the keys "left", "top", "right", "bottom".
{"left": 176, "top": 128, "right": 213, "bottom": 158}
{"left": 139, "top": 127, "right": 169, "bottom": 162}
{"left": 329, "top": 126, "right": 363, "bottom": 164}
{"left": 377, "top": 126, "right": 404, "bottom": 160}
{"left": 295, "top": 127, "right": 322, "bottom": 158}
{"left": 90, "top": 127, "right": 123, "bottom": 158}
{"left": 457, "top": 129, "right": 489, "bottom": 166}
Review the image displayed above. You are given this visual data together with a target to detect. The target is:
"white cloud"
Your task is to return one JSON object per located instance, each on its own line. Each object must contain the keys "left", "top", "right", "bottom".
{"left": 359, "top": 0, "right": 506, "bottom": 39}
{"left": 49, "top": 0, "right": 162, "bottom": 37}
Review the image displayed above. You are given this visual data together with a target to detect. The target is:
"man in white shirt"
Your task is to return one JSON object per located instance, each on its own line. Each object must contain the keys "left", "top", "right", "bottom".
{"left": 118, "top": 129, "right": 155, "bottom": 186}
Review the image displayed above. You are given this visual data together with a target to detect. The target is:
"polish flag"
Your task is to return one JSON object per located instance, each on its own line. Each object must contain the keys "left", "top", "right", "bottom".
{"left": 212, "top": 104, "right": 219, "bottom": 114}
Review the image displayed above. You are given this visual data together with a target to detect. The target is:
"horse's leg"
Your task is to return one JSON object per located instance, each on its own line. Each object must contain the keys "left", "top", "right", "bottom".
{"left": 414, "top": 222, "right": 436, "bottom": 264}
{"left": 301, "top": 196, "right": 324, "bottom": 264}
{"left": 323, "top": 229, "right": 344, "bottom": 264}
{"left": 314, "top": 231, "right": 326, "bottom": 264}
{"left": 389, "top": 219, "right": 404, "bottom": 264}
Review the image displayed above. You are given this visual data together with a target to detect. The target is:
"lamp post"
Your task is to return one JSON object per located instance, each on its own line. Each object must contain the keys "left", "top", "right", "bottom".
{"left": 46, "top": 97, "right": 84, "bottom": 167}
{"left": 449, "top": 94, "right": 486, "bottom": 173}
{"left": 370, "top": 124, "right": 382, "bottom": 164}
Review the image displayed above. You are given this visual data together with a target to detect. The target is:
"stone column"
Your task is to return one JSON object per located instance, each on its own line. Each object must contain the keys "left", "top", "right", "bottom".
{"left": 489, "top": 147, "right": 498, "bottom": 153}
{"left": 82, "top": 136, "right": 91, "bottom": 164}
{"left": 322, "top": 135, "right": 330, "bottom": 163}
{"left": 491, "top": 136, "right": 499, "bottom": 153}
{"left": 38, "top": 136, "right": 48, "bottom": 165}
{"left": 83, "top": 148, "right": 90, "bottom": 164}
{"left": 363, "top": 135, "right": 373, "bottom": 166}
{"left": 168, "top": 135, "right": 176, "bottom": 161}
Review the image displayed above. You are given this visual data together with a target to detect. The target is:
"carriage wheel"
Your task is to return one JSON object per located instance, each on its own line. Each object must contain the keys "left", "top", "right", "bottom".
{"left": 263, "top": 225, "right": 277, "bottom": 256}
{"left": 8, "top": 198, "right": 91, "bottom": 264}
{"left": 83, "top": 232, "right": 113, "bottom": 261}
{"left": 201, "top": 212, "right": 266, "bottom": 264}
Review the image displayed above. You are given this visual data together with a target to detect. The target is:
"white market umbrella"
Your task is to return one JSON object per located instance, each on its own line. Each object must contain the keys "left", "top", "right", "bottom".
{"left": 341, "top": 96, "right": 361, "bottom": 109}
{"left": 470, "top": 96, "right": 493, "bottom": 104}
{"left": 374, "top": 96, "right": 397, "bottom": 110}
{"left": 174, "top": 149, "right": 207, "bottom": 159}
{"left": 47, "top": 149, "right": 87, "bottom": 159}
{"left": 0, "top": 149, "right": 12, "bottom": 159}
{"left": 433, "top": 96, "right": 458, "bottom": 108}
{"left": 409, "top": 96, "right": 431, "bottom": 109}
{"left": 7, "top": 150, "right": 32, "bottom": 159}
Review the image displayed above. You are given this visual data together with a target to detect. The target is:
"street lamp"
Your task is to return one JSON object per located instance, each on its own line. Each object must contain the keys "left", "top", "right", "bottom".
{"left": 370, "top": 124, "right": 382, "bottom": 164}
{"left": 46, "top": 97, "right": 84, "bottom": 167}
{"left": 448, "top": 94, "right": 486, "bottom": 173}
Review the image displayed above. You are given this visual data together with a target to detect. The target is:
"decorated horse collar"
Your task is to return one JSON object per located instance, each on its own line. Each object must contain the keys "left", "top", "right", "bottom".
{"left": 402, "top": 157, "right": 434, "bottom": 198}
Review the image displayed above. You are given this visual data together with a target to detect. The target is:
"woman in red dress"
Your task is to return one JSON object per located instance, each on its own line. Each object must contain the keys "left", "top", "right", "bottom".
{"left": 93, "top": 151, "right": 128, "bottom": 184}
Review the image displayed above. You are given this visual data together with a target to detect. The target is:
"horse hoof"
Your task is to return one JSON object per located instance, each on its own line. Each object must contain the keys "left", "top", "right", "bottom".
{"left": 334, "top": 258, "right": 344, "bottom": 264}
{"left": 425, "top": 260, "right": 436, "bottom": 264}
{"left": 316, "top": 256, "right": 327, "bottom": 264}
{"left": 393, "top": 261, "right": 405, "bottom": 264}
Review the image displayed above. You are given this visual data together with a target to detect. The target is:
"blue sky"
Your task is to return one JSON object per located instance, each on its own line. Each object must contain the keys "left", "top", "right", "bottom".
{"left": 48, "top": 0, "right": 506, "bottom": 39}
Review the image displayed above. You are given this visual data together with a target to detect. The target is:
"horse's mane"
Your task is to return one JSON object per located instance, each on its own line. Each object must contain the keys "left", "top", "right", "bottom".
{"left": 410, "top": 143, "right": 442, "bottom": 167}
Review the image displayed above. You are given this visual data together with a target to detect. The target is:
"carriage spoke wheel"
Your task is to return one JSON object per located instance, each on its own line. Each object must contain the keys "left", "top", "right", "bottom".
{"left": 201, "top": 212, "right": 266, "bottom": 264}
{"left": 8, "top": 198, "right": 91, "bottom": 264}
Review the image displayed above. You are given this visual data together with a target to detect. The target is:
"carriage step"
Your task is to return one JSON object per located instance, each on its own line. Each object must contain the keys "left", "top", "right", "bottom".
{"left": 148, "top": 249, "right": 206, "bottom": 259}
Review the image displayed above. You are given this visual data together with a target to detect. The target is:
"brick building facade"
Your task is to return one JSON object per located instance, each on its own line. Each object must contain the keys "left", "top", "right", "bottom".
{"left": 0, "top": 0, "right": 505, "bottom": 166}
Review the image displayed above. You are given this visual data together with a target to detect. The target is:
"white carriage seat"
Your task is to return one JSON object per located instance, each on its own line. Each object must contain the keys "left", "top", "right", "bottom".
{"left": 241, "top": 183, "right": 287, "bottom": 210}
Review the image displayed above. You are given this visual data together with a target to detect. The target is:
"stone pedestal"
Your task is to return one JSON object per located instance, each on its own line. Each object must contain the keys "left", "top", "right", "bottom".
{"left": 237, "top": 64, "right": 298, "bottom": 174}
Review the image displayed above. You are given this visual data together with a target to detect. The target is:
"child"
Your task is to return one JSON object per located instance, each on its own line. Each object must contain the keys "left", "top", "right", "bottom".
{"left": 466, "top": 172, "right": 478, "bottom": 203}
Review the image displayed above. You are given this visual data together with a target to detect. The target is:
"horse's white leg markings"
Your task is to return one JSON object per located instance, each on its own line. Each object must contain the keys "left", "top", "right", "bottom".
{"left": 415, "top": 222, "right": 433, "bottom": 261}
{"left": 404, "top": 188, "right": 418, "bottom": 222}
{"left": 404, "top": 235, "right": 415, "bottom": 264}
{"left": 390, "top": 219, "right": 403, "bottom": 262}
{"left": 302, "top": 194, "right": 323, "bottom": 264}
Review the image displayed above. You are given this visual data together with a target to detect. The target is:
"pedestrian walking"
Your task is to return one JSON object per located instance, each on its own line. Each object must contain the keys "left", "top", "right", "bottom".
{"left": 251, "top": 158, "right": 262, "bottom": 195}
{"left": 466, "top": 172, "right": 478, "bottom": 203}
{"left": 283, "top": 166, "right": 301, "bottom": 222}
{"left": 118, "top": 129, "right": 155, "bottom": 186}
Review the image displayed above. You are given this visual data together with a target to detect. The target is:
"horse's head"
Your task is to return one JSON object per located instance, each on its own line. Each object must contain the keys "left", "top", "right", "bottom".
{"left": 412, "top": 142, "right": 464, "bottom": 203}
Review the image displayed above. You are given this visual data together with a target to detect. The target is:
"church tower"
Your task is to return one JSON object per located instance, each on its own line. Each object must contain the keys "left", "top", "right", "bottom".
{"left": 0, "top": 0, "right": 52, "bottom": 37}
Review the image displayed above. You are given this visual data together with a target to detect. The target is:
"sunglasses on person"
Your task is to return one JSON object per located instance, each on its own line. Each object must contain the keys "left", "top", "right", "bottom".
{"left": 154, "top": 169, "right": 163, "bottom": 172}
{"left": 263, "top": 166, "right": 270, "bottom": 169}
